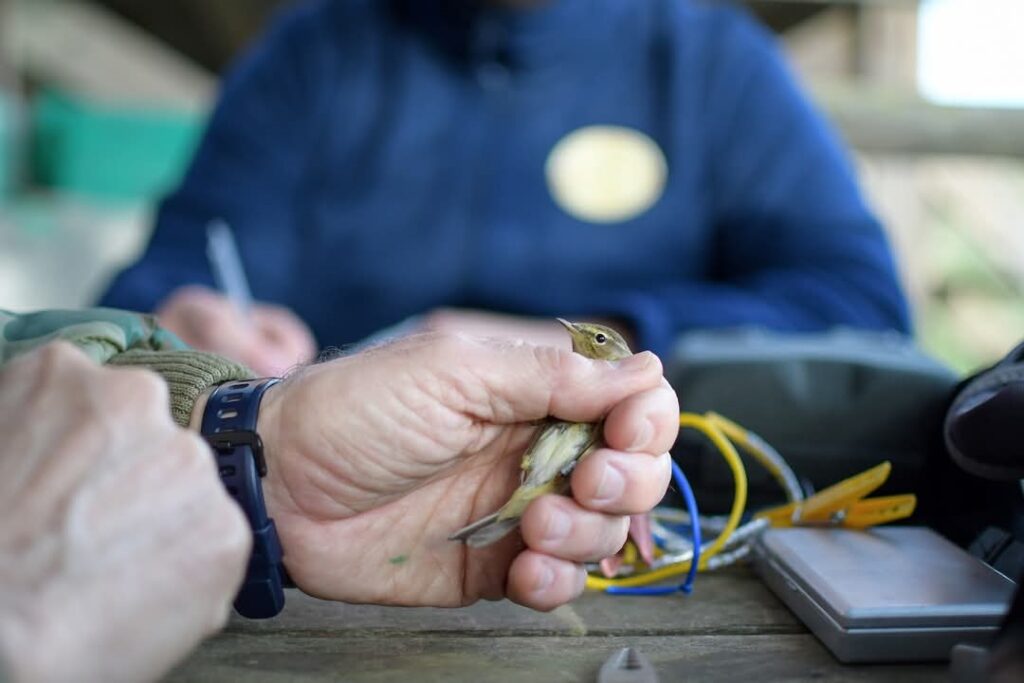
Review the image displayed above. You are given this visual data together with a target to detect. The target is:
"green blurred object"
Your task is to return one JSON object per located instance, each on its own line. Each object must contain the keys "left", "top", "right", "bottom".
{"left": 0, "top": 90, "right": 22, "bottom": 200}
{"left": 31, "top": 89, "right": 203, "bottom": 202}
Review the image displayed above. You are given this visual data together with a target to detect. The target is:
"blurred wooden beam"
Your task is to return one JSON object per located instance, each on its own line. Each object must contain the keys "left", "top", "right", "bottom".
{"left": 90, "top": 1, "right": 918, "bottom": 73}
{"left": 14, "top": 1, "right": 1020, "bottom": 159}
{"left": 744, "top": 3, "right": 826, "bottom": 33}
{"left": 3, "top": 0, "right": 213, "bottom": 108}
{"left": 853, "top": 2, "right": 918, "bottom": 87}
{"left": 91, "top": 0, "right": 282, "bottom": 73}
{"left": 816, "top": 83, "right": 1024, "bottom": 157}
{"left": 782, "top": 7, "right": 858, "bottom": 81}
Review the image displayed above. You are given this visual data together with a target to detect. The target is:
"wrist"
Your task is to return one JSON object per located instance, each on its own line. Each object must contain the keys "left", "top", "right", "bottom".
{"left": 254, "top": 380, "right": 290, "bottom": 520}
{"left": 252, "top": 378, "right": 311, "bottom": 592}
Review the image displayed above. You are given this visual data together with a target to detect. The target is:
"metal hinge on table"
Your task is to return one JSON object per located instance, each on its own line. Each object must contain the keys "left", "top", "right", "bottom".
{"left": 597, "top": 648, "right": 659, "bottom": 683}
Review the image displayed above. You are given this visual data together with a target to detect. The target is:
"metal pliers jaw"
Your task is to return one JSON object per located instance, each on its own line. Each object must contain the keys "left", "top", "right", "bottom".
{"left": 597, "top": 647, "right": 659, "bottom": 683}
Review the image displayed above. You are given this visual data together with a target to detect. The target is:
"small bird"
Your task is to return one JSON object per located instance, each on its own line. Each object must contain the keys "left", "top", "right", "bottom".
{"left": 449, "top": 318, "right": 634, "bottom": 548}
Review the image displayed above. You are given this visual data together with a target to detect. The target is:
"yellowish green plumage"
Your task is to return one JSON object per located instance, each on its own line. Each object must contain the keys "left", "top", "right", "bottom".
{"left": 449, "top": 319, "right": 633, "bottom": 548}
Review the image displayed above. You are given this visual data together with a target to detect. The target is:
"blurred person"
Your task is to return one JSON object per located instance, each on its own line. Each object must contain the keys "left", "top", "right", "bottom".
{"left": 100, "top": 0, "right": 910, "bottom": 375}
{"left": 0, "top": 308, "right": 675, "bottom": 682}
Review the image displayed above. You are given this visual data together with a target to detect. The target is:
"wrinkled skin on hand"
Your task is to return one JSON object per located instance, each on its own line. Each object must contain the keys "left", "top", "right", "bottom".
{"left": 0, "top": 343, "right": 250, "bottom": 683}
{"left": 157, "top": 285, "right": 317, "bottom": 376}
{"left": 258, "top": 332, "right": 678, "bottom": 611}
{"left": 420, "top": 307, "right": 635, "bottom": 351}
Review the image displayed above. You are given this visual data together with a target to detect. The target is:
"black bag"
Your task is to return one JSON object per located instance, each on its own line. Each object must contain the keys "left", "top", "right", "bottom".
{"left": 940, "top": 340, "right": 1024, "bottom": 546}
{"left": 665, "top": 328, "right": 958, "bottom": 510}
{"left": 946, "top": 339, "right": 1024, "bottom": 481}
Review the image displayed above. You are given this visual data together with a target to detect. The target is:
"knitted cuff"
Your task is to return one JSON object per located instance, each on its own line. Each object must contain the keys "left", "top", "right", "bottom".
{"left": 107, "top": 349, "right": 255, "bottom": 427}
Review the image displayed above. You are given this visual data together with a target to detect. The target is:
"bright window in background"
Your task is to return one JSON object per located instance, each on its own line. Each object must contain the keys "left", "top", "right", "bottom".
{"left": 918, "top": 0, "right": 1024, "bottom": 108}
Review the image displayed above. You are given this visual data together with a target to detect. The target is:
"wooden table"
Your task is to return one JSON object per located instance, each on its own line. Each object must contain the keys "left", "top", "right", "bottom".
{"left": 169, "top": 568, "right": 946, "bottom": 682}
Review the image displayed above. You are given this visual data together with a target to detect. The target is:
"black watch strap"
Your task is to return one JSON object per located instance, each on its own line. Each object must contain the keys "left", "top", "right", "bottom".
{"left": 201, "top": 378, "right": 291, "bottom": 618}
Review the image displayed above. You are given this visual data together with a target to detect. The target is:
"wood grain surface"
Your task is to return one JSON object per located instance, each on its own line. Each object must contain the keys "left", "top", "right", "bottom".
{"left": 170, "top": 569, "right": 947, "bottom": 682}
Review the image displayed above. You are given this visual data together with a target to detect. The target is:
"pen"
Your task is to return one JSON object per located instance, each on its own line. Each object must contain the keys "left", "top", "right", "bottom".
{"left": 206, "top": 219, "right": 254, "bottom": 320}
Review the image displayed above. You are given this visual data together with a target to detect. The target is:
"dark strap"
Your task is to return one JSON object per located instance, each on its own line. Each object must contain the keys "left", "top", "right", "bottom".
{"left": 202, "top": 378, "right": 291, "bottom": 619}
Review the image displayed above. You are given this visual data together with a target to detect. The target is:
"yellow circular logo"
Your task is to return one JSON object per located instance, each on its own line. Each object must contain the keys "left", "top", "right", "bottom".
{"left": 545, "top": 125, "right": 668, "bottom": 224}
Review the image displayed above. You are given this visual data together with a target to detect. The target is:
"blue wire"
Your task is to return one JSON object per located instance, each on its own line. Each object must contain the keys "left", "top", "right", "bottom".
{"left": 606, "top": 459, "right": 701, "bottom": 596}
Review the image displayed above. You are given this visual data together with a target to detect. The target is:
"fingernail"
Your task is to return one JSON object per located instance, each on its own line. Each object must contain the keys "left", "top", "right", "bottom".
{"left": 544, "top": 508, "right": 572, "bottom": 543}
{"left": 534, "top": 560, "right": 555, "bottom": 594}
{"left": 594, "top": 463, "right": 625, "bottom": 504}
{"left": 627, "top": 419, "right": 654, "bottom": 453}
{"left": 655, "top": 453, "right": 673, "bottom": 488}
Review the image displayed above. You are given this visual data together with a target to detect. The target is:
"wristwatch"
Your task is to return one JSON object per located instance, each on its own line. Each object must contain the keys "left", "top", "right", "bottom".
{"left": 200, "top": 378, "right": 291, "bottom": 619}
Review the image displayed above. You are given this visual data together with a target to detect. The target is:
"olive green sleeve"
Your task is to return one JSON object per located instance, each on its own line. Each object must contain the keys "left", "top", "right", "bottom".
{"left": 1, "top": 308, "right": 257, "bottom": 427}
{"left": 107, "top": 349, "right": 255, "bottom": 427}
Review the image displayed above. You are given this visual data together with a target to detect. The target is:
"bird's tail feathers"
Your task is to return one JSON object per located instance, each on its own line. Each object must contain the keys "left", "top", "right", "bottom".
{"left": 448, "top": 512, "right": 520, "bottom": 548}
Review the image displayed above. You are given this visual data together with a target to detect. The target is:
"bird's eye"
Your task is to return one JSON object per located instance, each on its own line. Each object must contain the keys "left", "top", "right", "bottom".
{"left": 595, "top": 333, "right": 607, "bottom": 344}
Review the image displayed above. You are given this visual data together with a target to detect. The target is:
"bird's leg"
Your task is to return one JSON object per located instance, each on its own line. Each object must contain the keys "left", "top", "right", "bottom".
{"left": 600, "top": 554, "right": 624, "bottom": 578}
{"left": 628, "top": 514, "right": 656, "bottom": 565}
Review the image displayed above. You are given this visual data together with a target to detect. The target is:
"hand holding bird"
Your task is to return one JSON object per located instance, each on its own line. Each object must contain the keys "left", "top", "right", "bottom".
{"left": 256, "top": 326, "right": 677, "bottom": 611}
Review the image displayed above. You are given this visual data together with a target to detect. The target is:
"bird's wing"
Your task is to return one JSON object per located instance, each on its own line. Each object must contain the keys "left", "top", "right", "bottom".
{"left": 521, "top": 420, "right": 599, "bottom": 487}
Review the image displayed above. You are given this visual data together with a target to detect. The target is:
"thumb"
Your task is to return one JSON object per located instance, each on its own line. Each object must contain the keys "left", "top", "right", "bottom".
{"left": 450, "top": 336, "right": 665, "bottom": 423}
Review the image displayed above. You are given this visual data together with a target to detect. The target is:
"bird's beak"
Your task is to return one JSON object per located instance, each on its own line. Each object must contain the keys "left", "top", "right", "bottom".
{"left": 556, "top": 318, "right": 582, "bottom": 353}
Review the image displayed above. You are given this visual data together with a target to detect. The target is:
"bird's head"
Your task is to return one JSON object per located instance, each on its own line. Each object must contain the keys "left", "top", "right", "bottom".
{"left": 557, "top": 319, "right": 633, "bottom": 361}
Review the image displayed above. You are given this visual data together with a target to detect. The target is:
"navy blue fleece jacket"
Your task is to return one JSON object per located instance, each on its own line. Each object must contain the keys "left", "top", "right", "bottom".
{"left": 100, "top": 0, "right": 911, "bottom": 357}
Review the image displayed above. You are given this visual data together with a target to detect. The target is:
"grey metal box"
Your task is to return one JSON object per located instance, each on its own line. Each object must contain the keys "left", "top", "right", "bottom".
{"left": 752, "top": 526, "right": 1015, "bottom": 663}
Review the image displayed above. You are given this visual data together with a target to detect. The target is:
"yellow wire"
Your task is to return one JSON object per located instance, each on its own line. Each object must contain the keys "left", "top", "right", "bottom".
{"left": 585, "top": 412, "right": 748, "bottom": 590}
